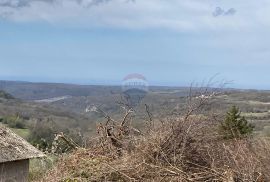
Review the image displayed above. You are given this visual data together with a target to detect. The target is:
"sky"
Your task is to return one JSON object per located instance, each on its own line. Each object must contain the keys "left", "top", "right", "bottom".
{"left": 0, "top": 0, "right": 270, "bottom": 89}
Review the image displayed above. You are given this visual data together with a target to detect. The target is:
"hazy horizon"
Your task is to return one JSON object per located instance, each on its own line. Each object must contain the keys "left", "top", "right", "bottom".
{"left": 0, "top": 77, "right": 266, "bottom": 91}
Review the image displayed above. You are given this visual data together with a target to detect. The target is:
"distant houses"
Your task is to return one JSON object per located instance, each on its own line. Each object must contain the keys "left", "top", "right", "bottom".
{"left": 0, "top": 126, "right": 45, "bottom": 182}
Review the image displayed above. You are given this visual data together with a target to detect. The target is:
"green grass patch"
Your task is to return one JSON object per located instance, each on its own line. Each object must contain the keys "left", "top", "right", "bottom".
{"left": 10, "top": 127, "right": 30, "bottom": 140}
{"left": 0, "top": 123, "right": 30, "bottom": 139}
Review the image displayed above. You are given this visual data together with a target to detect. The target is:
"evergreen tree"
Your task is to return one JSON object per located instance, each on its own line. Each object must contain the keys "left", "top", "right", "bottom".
{"left": 219, "top": 106, "right": 254, "bottom": 139}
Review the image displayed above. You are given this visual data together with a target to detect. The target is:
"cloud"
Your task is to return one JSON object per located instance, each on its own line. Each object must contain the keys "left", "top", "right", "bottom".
{"left": 212, "top": 7, "right": 224, "bottom": 17}
{"left": 213, "top": 7, "right": 236, "bottom": 17}
{"left": 86, "top": 0, "right": 112, "bottom": 7}
{"left": 0, "top": 0, "right": 269, "bottom": 32}
{"left": 225, "top": 8, "right": 236, "bottom": 16}
{"left": 0, "top": 0, "right": 138, "bottom": 22}
{"left": 0, "top": 0, "right": 131, "bottom": 8}
{"left": 0, "top": 0, "right": 118, "bottom": 22}
{"left": 0, "top": 0, "right": 56, "bottom": 8}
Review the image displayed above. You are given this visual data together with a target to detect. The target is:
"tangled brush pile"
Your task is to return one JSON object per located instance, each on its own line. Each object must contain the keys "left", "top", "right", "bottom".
{"left": 40, "top": 88, "right": 270, "bottom": 182}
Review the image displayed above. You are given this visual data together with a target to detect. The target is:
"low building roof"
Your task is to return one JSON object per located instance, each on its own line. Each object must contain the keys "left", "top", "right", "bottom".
{"left": 0, "top": 126, "right": 45, "bottom": 163}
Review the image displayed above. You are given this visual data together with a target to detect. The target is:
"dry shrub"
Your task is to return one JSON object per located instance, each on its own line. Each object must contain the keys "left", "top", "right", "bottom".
{"left": 40, "top": 88, "right": 270, "bottom": 182}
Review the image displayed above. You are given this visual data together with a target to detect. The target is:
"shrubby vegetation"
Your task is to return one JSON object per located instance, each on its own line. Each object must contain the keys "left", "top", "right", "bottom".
{"left": 0, "top": 90, "right": 15, "bottom": 99}
{"left": 2, "top": 85, "right": 270, "bottom": 181}
{"left": 39, "top": 89, "right": 270, "bottom": 182}
{"left": 28, "top": 119, "right": 57, "bottom": 150}
{"left": 219, "top": 106, "right": 254, "bottom": 139}
{"left": 0, "top": 115, "right": 26, "bottom": 129}
{"left": 28, "top": 118, "right": 83, "bottom": 152}
{"left": 0, "top": 114, "right": 82, "bottom": 152}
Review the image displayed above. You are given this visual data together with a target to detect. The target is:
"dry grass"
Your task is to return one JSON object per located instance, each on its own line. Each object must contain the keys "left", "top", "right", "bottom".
{"left": 39, "top": 88, "right": 270, "bottom": 182}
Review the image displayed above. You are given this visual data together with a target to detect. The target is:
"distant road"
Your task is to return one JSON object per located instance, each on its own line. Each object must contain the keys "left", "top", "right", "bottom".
{"left": 34, "top": 95, "right": 72, "bottom": 103}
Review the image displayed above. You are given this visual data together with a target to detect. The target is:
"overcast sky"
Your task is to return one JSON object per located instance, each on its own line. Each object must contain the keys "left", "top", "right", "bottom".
{"left": 0, "top": 0, "right": 270, "bottom": 89}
